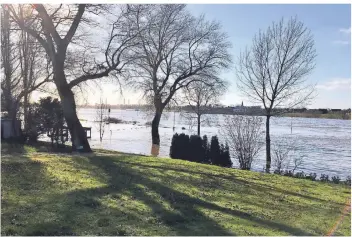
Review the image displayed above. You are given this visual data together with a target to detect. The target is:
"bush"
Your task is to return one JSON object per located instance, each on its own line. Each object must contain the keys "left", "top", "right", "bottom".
{"left": 170, "top": 133, "right": 180, "bottom": 159}
{"left": 209, "top": 136, "right": 221, "bottom": 165}
{"left": 202, "top": 135, "right": 210, "bottom": 164}
{"left": 170, "top": 133, "right": 190, "bottom": 160}
{"left": 26, "top": 97, "right": 65, "bottom": 145}
{"left": 294, "top": 171, "right": 305, "bottom": 179}
{"left": 331, "top": 176, "right": 341, "bottom": 184}
{"left": 283, "top": 170, "right": 294, "bottom": 177}
{"left": 189, "top": 135, "right": 203, "bottom": 163}
{"left": 306, "top": 173, "right": 317, "bottom": 181}
{"left": 320, "top": 174, "right": 329, "bottom": 182}
{"left": 221, "top": 115, "right": 263, "bottom": 170}
{"left": 344, "top": 176, "right": 351, "bottom": 186}
{"left": 274, "top": 169, "right": 283, "bottom": 175}
{"left": 218, "top": 143, "right": 232, "bottom": 168}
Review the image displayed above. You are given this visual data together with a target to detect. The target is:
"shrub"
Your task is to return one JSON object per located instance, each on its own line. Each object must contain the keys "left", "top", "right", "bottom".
{"left": 218, "top": 143, "right": 232, "bottom": 167}
{"left": 294, "top": 171, "right": 305, "bottom": 179}
{"left": 178, "top": 133, "right": 190, "bottom": 160}
{"left": 209, "top": 136, "right": 221, "bottom": 165}
{"left": 221, "top": 115, "right": 263, "bottom": 170}
{"left": 306, "top": 173, "right": 317, "bottom": 181}
{"left": 320, "top": 174, "right": 329, "bottom": 182}
{"left": 26, "top": 97, "right": 65, "bottom": 145}
{"left": 189, "top": 135, "right": 203, "bottom": 163}
{"left": 202, "top": 135, "right": 210, "bottom": 164}
{"left": 274, "top": 169, "right": 283, "bottom": 175}
{"left": 331, "top": 176, "right": 341, "bottom": 184}
{"left": 283, "top": 170, "right": 294, "bottom": 177}
{"left": 170, "top": 133, "right": 180, "bottom": 159}
{"left": 345, "top": 176, "right": 351, "bottom": 186}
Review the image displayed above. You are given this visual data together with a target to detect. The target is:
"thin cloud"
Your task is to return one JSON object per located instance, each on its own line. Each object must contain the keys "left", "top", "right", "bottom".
{"left": 316, "top": 78, "right": 351, "bottom": 91}
{"left": 339, "top": 27, "right": 351, "bottom": 34}
{"left": 333, "top": 40, "right": 350, "bottom": 45}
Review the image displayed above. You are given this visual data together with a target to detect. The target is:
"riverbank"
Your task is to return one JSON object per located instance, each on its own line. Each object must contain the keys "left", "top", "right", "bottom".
{"left": 282, "top": 112, "right": 351, "bottom": 120}
{"left": 1, "top": 143, "right": 350, "bottom": 236}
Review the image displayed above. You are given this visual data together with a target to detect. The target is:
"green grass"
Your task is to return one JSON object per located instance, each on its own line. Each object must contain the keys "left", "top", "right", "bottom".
{"left": 1, "top": 143, "right": 351, "bottom": 236}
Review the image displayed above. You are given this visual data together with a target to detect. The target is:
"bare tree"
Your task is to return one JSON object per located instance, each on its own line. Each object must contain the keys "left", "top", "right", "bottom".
{"left": 7, "top": 4, "right": 140, "bottom": 151}
{"left": 272, "top": 143, "right": 292, "bottom": 173}
{"left": 124, "top": 4, "right": 232, "bottom": 155}
{"left": 236, "top": 17, "right": 316, "bottom": 172}
{"left": 181, "top": 80, "right": 226, "bottom": 136}
{"left": 221, "top": 115, "right": 263, "bottom": 170}
{"left": 1, "top": 6, "right": 52, "bottom": 135}
{"left": 95, "top": 98, "right": 108, "bottom": 142}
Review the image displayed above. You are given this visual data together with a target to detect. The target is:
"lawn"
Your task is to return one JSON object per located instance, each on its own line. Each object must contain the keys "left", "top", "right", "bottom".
{"left": 1, "top": 143, "right": 351, "bottom": 236}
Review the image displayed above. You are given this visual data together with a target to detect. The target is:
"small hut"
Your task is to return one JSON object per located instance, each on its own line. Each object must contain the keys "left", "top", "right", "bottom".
{"left": 1, "top": 118, "right": 22, "bottom": 139}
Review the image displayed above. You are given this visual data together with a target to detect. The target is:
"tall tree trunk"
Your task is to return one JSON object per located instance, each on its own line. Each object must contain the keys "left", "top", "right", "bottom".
{"left": 23, "top": 93, "right": 29, "bottom": 132}
{"left": 265, "top": 115, "right": 271, "bottom": 173}
{"left": 197, "top": 114, "right": 201, "bottom": 136}
{"left": 54, "top": 69, "right": 91, "bottom": 152}
{"left": 151, "top": 111, "right": 162, "bottom": 146}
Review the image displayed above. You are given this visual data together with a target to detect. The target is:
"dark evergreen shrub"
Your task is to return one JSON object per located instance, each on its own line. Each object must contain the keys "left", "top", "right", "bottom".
{"left": 202, "top": 135, "right": 210, "bottom": 164}
{"left": 218, "top": 143, "right": 232, "bottom": 167}
{"left": 178, "top": 133, "right": 190, "bottom": 160}
{"left": 189, "top": 135, "right": 203, "bottom": 163}
{"left": 170, "top": 133, "right": 179, "bottom": 159}
{"left": 210, "top": 136, "right": 221, "bottom": 165}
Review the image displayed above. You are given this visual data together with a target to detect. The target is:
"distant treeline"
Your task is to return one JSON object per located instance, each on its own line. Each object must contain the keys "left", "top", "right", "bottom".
{"left": 77, "top": 104, "right": 350, "bottom": 117}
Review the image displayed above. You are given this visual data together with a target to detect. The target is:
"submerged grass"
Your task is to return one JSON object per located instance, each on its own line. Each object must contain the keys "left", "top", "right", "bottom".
{"left": 1, "top": 142, "right": 351, "bottom": 236}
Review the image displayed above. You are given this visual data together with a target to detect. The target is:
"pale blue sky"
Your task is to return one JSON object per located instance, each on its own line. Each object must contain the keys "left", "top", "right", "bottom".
{"left": 187, "top": 4, "right": 351, "bottom": 109}
{"left": 50, "top": 4, "right": 350, "bottom": 109}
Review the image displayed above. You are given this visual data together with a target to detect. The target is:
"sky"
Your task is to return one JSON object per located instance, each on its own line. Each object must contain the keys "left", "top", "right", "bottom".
{"left": 36, "top": 4, "right": 351, "bottom": 109}
{"left": 186, "top": 4, "right": 351, "bottom": 109}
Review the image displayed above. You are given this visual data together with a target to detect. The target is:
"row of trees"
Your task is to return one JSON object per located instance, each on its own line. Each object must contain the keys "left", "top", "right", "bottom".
{"left": 170, "top": 133, "right": 232, "bottom": 167}
{"left": 2, "top": 4, "right": 316, "bottom": 172}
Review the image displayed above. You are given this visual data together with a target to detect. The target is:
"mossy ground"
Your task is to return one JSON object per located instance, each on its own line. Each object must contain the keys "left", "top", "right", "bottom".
{"left": 1, "top": 143, "right": 350, "bottom": 236}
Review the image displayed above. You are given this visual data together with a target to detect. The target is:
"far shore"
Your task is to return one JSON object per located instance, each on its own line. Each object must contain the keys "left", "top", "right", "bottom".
{"left": 282, "top": 112, "right": 351, "bottom": 120}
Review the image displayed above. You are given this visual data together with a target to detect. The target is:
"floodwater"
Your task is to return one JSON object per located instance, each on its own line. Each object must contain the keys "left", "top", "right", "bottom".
{"left": 75, "top": 108, "right": 351, "bottom": 179}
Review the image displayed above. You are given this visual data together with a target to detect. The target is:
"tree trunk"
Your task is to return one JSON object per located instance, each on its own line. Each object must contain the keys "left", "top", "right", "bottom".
{"left": 265, "top": 115, "right": 271, "bottom": 173}
{"left": 54, "top": 70, "right": 91, "bottom": 152}
{"left": 197, "top": 114, "right": 201, "bottom": 136}
{"left": 151, "top": 111, "right": 162, "bottom": 146}
{"left": 23, "top": 94, "right": 29, "bottom": 132}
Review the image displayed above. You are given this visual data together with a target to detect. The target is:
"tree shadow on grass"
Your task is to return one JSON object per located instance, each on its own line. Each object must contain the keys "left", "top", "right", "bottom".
{"left": 122, "top": 162, "right": 346, "bottom": 207}
{"left": 84, "top": 155, "right": 313, "bottom": 235}
{"left": 2, "top": 152, "right": 316, "bottom": 235}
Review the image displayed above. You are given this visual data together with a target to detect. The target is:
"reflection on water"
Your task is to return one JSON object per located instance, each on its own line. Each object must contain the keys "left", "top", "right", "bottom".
{"left": 74, "top": 108, "right": 351, "bottom": 179}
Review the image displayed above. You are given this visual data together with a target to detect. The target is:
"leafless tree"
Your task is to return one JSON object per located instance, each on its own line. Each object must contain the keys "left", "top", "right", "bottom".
{"left": 6, "top": 4, "right": 140, "bottom": 151}
{"left": 221, "top": 115, "right": 263, "bottom": 170}
{"left": 95, "top": 98, "right": 108, "bottom": 142}
{"left": 1, "top": 6, "right": 52, "bottom": 135}
{"left": 123, "top": 4, "right": 232, "bottom": 155}
{"left": 236, "top": 17, "right": 317, "bottom": 172}
{"left": 181, "top": 80, "right": 226, "bottom": 136}
{"left": 272, "top": 143, "right": 292, "bottom": 173}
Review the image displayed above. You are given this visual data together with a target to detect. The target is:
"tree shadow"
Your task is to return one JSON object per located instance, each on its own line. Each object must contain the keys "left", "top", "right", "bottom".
{"left": 2, "top": 151, "right": 333, "bottom": 235}
{"left": 122, "top": 161, "right": 345, "bottom": 207}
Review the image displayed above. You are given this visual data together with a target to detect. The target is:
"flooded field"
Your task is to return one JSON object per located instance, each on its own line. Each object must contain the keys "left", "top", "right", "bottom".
{"left": 75, "top": 108, "right": 351, "bottom": 178}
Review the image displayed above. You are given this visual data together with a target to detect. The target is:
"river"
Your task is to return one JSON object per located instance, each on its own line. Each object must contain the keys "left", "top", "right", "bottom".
{"left": 75, "top": 108, "right": 351, "bottom": 179}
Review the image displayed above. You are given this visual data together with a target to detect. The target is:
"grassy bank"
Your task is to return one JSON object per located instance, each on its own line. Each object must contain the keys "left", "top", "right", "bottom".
{"left": 1, "top": 143, "right": 351, "bottom": 236}
{"left": 283, "top": 112, "right": 351, "bottom": 120}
